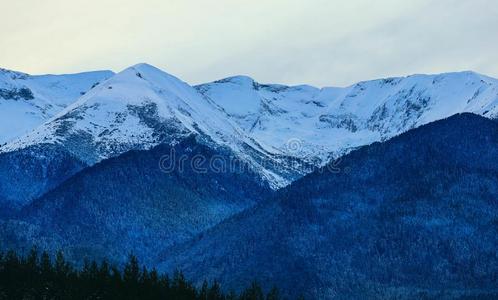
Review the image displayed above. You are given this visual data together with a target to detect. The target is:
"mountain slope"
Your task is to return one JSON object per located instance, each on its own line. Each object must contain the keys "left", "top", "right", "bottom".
{"left": 0, "top": 136, "right": 272, "bottom": 266}
{"left": 0, "top": 144, "right": 87, "bottom": 213}
{"left": 0, "top": 64, "right": 308, "bottom": 209}
{"left": 2, "top": 64, "right": 276, "bottom": 166}
{"left": 197, "top": 71, "right": 498, "bottom": 163}
{"left": 2, "top": 66, "right": 498, "bottom": 210}
{"left": 0, "top": 68, "right": 113, "bottom": 144}
{"left": 0, "top": 67, "right": 113, "bottom": 209}
{"left": 157, "top": 113, "right": 498, "bottom": 299}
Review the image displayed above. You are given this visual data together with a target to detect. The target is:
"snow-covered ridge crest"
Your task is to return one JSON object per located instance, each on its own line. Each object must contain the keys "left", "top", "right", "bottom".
{"left": 0, "top": 67, "right": 114, "bottom": 144}
{"left": 197, "top": 70, "right": 498, "bottom": 163}
{"left": 2, "top": 64, "right": 498, "bottom": 188}
{"left": 2, "top": 63, "right": 294, "bottom": 188}
{"left": 3, "top": 63, "right": 229, "bottom": 150}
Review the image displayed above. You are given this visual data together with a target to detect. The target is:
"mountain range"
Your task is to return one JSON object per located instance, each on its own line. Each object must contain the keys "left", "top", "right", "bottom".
{"left": 157, "top": 113, "right": 498, "bottom": 298}
{"left": 0, "top": 64, "right": 497, "bottom": 298}
{"left": 1, "top": 64, "right": 498, "bottom": 210}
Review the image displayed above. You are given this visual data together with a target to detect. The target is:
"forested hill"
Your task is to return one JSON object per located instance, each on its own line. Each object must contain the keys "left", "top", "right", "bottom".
{"left": 1, "top": 136, "right": 273, "bottom": 266}
{"left": 158, "top": 113, "right": 498, "bottom": 299}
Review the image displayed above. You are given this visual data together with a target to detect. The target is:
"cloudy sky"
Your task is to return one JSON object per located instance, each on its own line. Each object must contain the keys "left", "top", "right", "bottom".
{"left": 1, "top": 0, "right": 497, "bottom": 86}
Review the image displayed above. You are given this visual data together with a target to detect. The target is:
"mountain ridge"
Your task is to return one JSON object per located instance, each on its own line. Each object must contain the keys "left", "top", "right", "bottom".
{"left": 1, "top": 64, "right": 497, "bottom": 210}
{"left": 0, "top": 135, "right": 273, "bottom": 266}
{"left": 157, "top": 113, "right": 498, "bottom": 299}
{"left": 0, "top": 67, "right": 114, "bottom": 144}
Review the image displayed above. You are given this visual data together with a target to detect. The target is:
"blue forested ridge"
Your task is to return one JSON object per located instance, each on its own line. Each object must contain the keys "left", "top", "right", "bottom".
{"left": 2, "top": 64, "right": 498, "bottom": 299}
{"left": 0, "top": 136, "right": 273, "bottom": 266}
{"left": 157, "top": 113, "right": 498, "bottom": 299}
{"left": 0, "top": 144, "right": 88, "bottom": 213}
{"left": 0, "top": 113, "right": 497, "bottom": 299}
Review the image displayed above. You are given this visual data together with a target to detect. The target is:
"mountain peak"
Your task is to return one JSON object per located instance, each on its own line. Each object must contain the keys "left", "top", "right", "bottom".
{"left": 119, "top": 63, "right": 176, "bottom": 78}
{"left": 213, "top": 75, "right": 256, "bottom": 86}
{"left": 129, "top": 62, "right": 157, "bottom": 69}
{"left": 110, "top": 63, "right": 194, "bottom": 95}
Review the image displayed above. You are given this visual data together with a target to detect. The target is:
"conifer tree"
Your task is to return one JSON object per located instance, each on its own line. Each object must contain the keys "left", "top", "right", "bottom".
{"left": 266, "top": 286, "right": 280, "bottom": 300}
{"left": 208, "top": 280, "right": 223, "bottom": 300}
{"left": 240, "top": 281, "right": 265, "bottom": 300}
{"left": 199, "top": 280, "right": 209, "bottom": 300}
{"left": 0, "top": 249, "right": 296, "bottom": 300}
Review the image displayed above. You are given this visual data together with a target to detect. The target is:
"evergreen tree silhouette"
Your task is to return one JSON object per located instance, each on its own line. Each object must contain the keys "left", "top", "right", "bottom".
{"left": 0, "top": 249, "right": 297, "bottom": 300}
{"left": 266, "top": 286, "right": 280, "bottom": 300}
{"left": 240, "top": 281, "right": 265, "bottom": 300}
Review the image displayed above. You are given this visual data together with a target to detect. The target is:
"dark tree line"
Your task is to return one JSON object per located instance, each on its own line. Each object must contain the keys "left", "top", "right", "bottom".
{"left": 0, "top": 249, "right": 293, "bottom": 300}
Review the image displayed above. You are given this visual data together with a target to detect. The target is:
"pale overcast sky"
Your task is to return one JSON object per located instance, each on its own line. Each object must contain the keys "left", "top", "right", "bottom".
{"left": 1, "top": 0, "right": 497, "bottom": 86}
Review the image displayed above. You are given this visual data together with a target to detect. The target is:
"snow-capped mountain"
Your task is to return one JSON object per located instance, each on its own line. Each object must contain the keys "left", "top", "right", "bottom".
{"left": 0, "top": 68, "right": 114, "bottom": 144}
{"left": 1, "top": 63, "right": 498, "bottom": 298}
{"left": 2, "top": 64, "right": 498, "bottom": 195}
{"left": 196, "top": 71, "right": 498, "bottom": 163}
{"left": 1, "top": 64, "right": 306, "bottom": 194}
